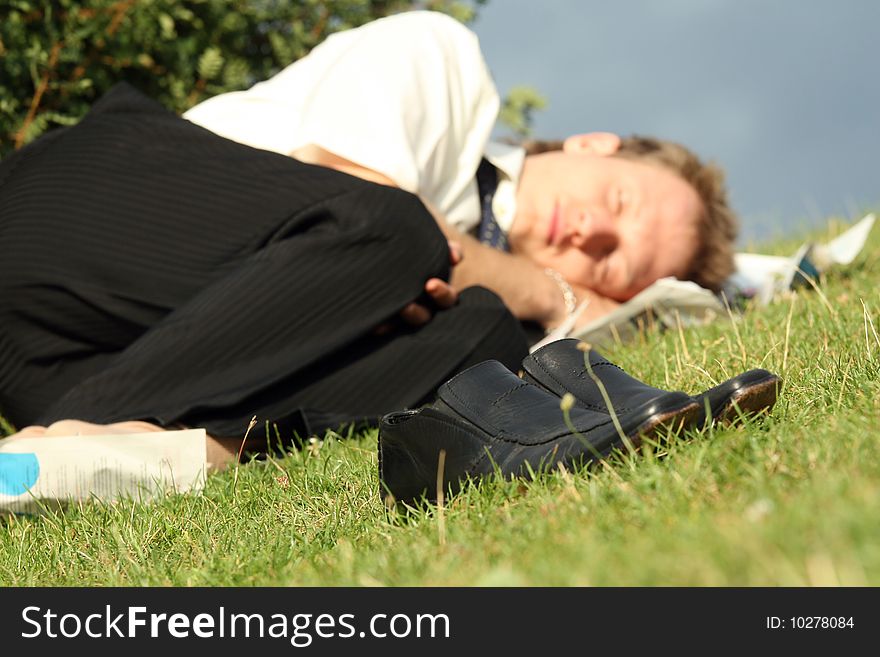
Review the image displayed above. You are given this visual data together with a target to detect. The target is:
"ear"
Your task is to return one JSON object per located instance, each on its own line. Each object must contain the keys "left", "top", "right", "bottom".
{"left": 562, "top": 132, "right": 621, "bottom": 156}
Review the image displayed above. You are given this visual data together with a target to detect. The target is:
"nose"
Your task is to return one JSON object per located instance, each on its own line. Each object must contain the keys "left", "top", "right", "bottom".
{"left": 569, "top": 209, "right": 618, "bottom": 258}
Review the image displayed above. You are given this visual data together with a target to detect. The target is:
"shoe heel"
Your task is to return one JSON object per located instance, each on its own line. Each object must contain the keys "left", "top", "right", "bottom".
{"left": 378, "top": 409, "right": 488, "bottom": 505}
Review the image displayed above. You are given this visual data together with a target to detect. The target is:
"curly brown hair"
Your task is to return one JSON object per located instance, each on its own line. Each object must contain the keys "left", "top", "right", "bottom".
{"left": 520, "top": 136, "right": 738, "bottom": 292}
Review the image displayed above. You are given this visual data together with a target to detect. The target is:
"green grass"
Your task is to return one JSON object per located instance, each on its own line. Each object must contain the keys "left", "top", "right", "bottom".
{"left": 2, "top": 215, "right": 880, "bottom": 586}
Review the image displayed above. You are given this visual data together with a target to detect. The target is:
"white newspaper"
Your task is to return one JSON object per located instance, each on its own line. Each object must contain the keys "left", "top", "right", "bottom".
{"left": 558, "top": 277, "right": 725, "bottom": 350}
{"left": 730, "top": 213, "right": 875, "bottom": 304}
{"left": 0, "top": 429, "right": 207, "bottom": 513}
{"left": 535, "top": 213, "right": 875, "bottom": 350}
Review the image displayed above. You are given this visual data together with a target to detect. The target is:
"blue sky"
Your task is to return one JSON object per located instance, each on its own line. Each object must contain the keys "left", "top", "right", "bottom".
{"left": 472, "top": 0, "right": 880, "bottom": 242}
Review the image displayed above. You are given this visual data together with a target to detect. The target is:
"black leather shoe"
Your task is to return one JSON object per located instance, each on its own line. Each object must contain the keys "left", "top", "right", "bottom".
{"left": 523, "top": 338, "right": 781, "bottom": 428}
{"left": 522, "top": 339, "right": 700, "bottom": 432}
{"left": 378, "top": 360, "right": 698, "bottom": 504}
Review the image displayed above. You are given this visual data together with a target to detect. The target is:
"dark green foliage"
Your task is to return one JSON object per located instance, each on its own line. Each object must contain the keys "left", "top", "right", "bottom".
{"left": 0, "top": 0, "right": 485, "bottom": 155}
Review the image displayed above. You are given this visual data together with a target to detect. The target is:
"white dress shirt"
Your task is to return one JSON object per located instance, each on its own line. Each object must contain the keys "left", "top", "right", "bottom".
{"left": 184, "top": 11, "right": 524, "bottom": 235}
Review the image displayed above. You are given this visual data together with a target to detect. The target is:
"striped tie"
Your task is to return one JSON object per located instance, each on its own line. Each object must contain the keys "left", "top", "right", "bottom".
{"left": 476, "top": 158, "right": 509, "bottom": 252}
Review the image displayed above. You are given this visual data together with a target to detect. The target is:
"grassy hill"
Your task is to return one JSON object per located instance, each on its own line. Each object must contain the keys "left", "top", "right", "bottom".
{"left": 2, "top": 216, "right": 879, "bottom": 586}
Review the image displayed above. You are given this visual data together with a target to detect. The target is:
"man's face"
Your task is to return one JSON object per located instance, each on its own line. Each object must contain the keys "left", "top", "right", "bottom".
{"left": 509, "top": 134, "right": 702, "bottom": 302}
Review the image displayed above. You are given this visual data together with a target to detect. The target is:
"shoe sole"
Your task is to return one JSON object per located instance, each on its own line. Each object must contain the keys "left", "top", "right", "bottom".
{"left": 608, "top": 400, "right": 701, "bottom": 453}
{"left": 712, "top": 375, "right": 781, "bottom": 425}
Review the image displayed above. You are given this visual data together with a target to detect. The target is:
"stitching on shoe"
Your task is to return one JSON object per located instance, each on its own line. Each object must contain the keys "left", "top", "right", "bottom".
{"left": 493, "top": 416, "right": 614, "bottom": 446}
{"left": 590, "top": 361, "right": 626, "bottom": 373}
{"left": 570, "top": 362, "right": 626, "bottom": 381}
{"left": 440, "top": 383, "right": 614, "bottom": 446}
{"left": 531, "top": 358, "right": 632, "bottom": 414}
{"left": 532, "top": 360, "right": 609, "bottom": 413}
{"left": 443, "top": 385, "right": 501, "bottom": 436}
{"left": 579, "top": 362, "right": 633, "bottom": 413}
{"left": 491, "top": 381, "right": 528, "bottom": 406}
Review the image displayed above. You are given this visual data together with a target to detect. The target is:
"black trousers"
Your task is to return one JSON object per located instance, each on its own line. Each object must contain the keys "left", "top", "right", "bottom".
{"left": 0, "top": 84, "right": 527, "bottom": 438}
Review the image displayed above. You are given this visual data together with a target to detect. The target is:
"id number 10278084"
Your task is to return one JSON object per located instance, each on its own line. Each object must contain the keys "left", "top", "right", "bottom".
{"left": 766, "top": 616, "right": 854, "bottom": 630}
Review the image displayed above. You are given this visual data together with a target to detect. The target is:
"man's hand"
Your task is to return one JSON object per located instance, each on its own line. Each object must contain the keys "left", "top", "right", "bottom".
{"left": 396, "top": 277, "right": 459, "bottom": 326}
{"left": 375, "top": 240, "right": 462, "bottom": 334}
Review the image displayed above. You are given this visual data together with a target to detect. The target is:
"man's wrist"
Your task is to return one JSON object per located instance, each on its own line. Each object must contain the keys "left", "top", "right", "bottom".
{"left": 544, "top": 268, "right": 577, "bottom": 314}
{"left": 540, "top": 268, "right": 576, "bottom": 329}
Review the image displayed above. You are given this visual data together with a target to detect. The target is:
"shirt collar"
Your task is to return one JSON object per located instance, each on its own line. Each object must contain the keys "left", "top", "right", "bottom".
{"left": 483, "top": 141, "right": 525, "bottom": 233}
